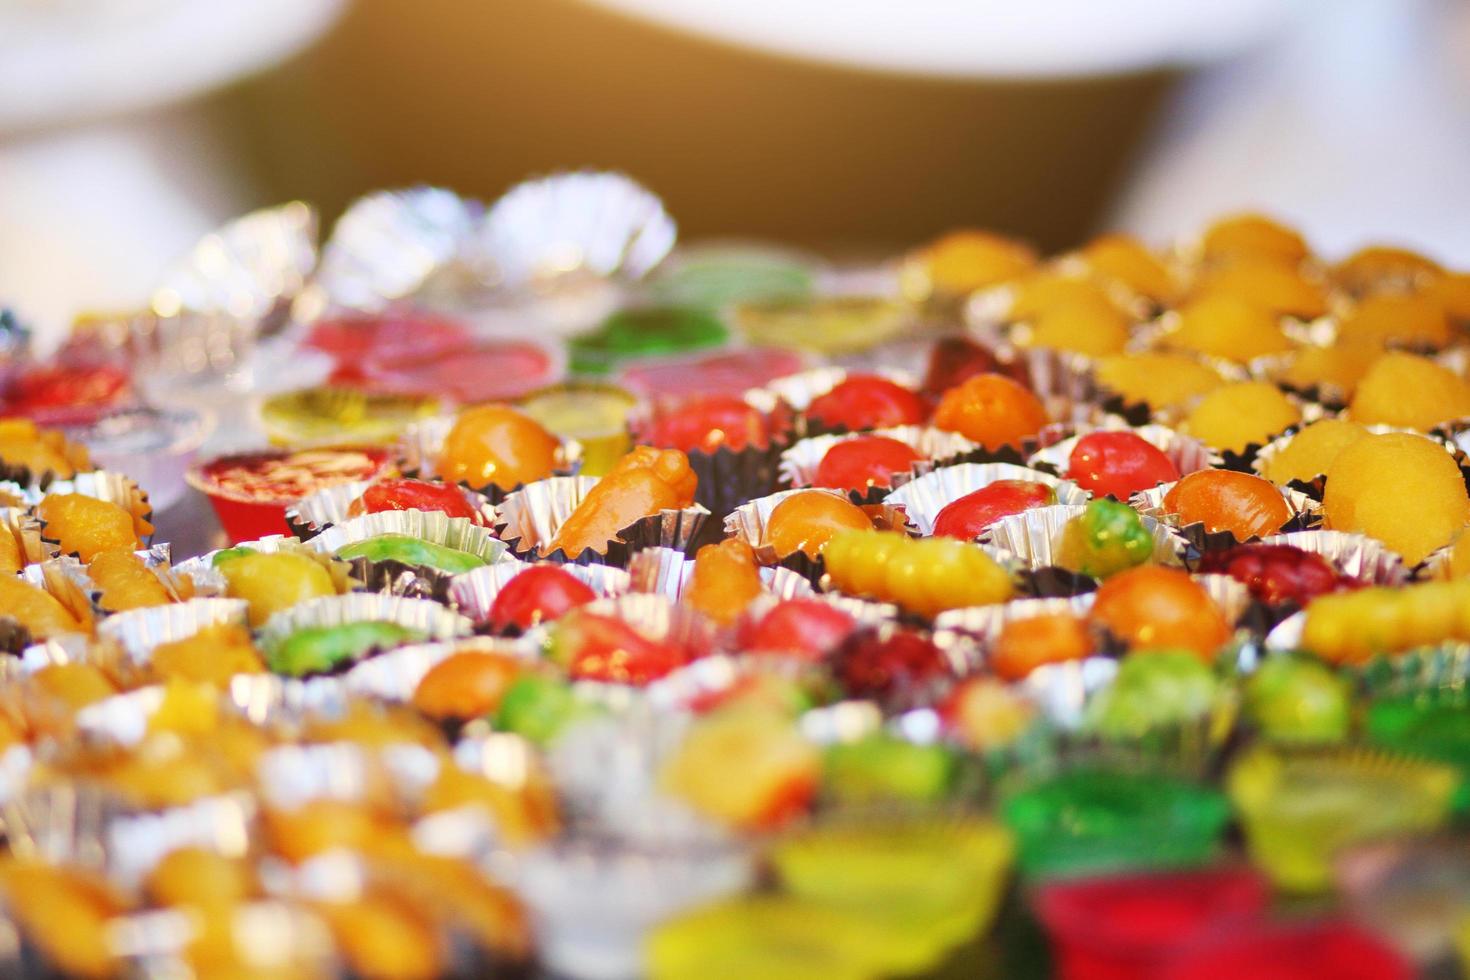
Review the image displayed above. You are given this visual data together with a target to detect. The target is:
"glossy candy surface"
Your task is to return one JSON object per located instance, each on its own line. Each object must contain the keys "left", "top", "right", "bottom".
{"left": 932, "top": 480, "right": 1055, "bottom": 539}
{"left": 1057, "top": 499, "right": 1155, "bottom": 579}
{"left": 765, "top": 491, "right": 872, "bottom": 559}
{"left": 37, "top": 493, "right": 144, "bottom": 562}
{"left": 813, "top": 436, "right": 924, "bottom": 493}
{"left": 347, "top": 478, "right": 489, "bottom": 524}
{"left": 1196, "top": 543, "right": 1354, "bottom": 607}
{"left": 824, "top": 529, "right": 1014, "bottom": 617}
{"left": 1323, "top": 432, "right": 1469, "bottom": 563}
{"left": 1089, "top": 566, "right": 1230, "bottom": 657}
{"left": 933, "top": 374, "right": 1048, "bottom": 450}
{"left": 804, "top": 375, "right": 926, "bottom": 432}
{"left": 641, "top": 395, "right": 771, "bottom": 455}
{"left": 544, "top": 446, "right": 697, "bottom": 557}
{"left": 438, "top": 405, "right": 561, "bottom": 491}
{"left": 1162, "top": 470, "right": 1291, "bottom": 541}
{"left": 1066, "top": 431, "right": 1180, "bottom": 500}
{"left": 487, "top": 565, "right": 596, "bottom": 632}
{"left": 685, "top": 539, "right": 764, "bottom": 626}
{"left": 550, "top": 610, "right": 690, "bottom": 684}
{"left": 991, "top": 613, "right": 1093, "bottom": 681}
{"left": 738, "top": 598, "right": 856, "bottom": 659}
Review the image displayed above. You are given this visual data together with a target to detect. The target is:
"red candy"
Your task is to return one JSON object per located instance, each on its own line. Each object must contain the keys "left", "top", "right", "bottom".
{"left": 347, "top": 478, "right": 488, "bottom": 525}
{"left": 558, "top": 612, "right": 689, "bottom": 684}
{"left": 304, "top": 312, "right": 471, "bottom": 383}
{"left": 1196, "top": 543, "right": 1358, "bottom": 607}
{"left": 1066, "top": 431, "right": 1182, "bottom": 500}
{"left": 813, "top": 436, "right": 924, "bottom": 492}
{"left": 805, "top": 375, "right": 927, "bottom": 432}
{"left": 488, "top": 565, "right": 597, "bottom": 632}
{"left": 739, "top": 598, "right": 857, "bottom": 660}
{"left": 932, "top": 479, "right": 1056, "bottom": 539}
{"left": 833, "top": 627, "right": 949, "bottom": 705}
{"left": 641, "top": 395, "right": 771, "bottom": 454}
{"left": 922, "top": 337, "right": 1008, "bottom": 397}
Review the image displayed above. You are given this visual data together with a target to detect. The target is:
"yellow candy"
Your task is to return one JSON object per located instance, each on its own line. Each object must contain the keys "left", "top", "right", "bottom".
{"left": 1303, "top": 578, "right": 1470, "bottom": 663}
{"left": 1445, "top": 531, "right": 1470, "bottom": 579}
{"left": 1182, "top": 382, "right": 1300, "bottom": 453}
{"left": 150, "top": 623, "right": 264, "bottom": 686}
{"left": 1337, "top": 293, "right": 1450, "bottom": 348}
{"left": 1323, "top": 432, "right": 1469, "bottom": 563}
{"left": 1167, "top": 293, "right": 1293, "bottom": 362}
{"left": 825, "top": 529, "right": 1013, "bottom": 618}
{"left": 1191, "top": 258, "right": 1328, "bottom": 319}
{"left": 1080, "top": 234, "right": 1177, "bottom": 302}
{"left": 1257, "top": 419, "right": 1367, "bottom": 485}
{"left": 1349, "top": 351, "right": 1470, "bottom": 430}
{"left": 1008, "top": 274, "right": 1111, "bottom": 321}
{"left": 216, "top": 551, "right": 337, "bottom": 627}
{"left": 0, "top": 577, "right": 86, "bottom": 640}
{"left": 1333, "top": 245, "right": 1442, "bottom": 295}
{"left": 1425, "top": 272, "right": 1470, "bottom": 323}
{"left": 1021, "top": 296, "right": 1129, "bottom": 356}
{"left": 36, "top": 494, "right": 144, "bottom": 562}
{"left": 1201, "top": 213, "right": 1309, "bottom": 266}
{"left": 1094, "top": 352, "right": 1225, "bottom": 410}
{"left": 1275, "top": 339, "right": 1382, "bottom": 398}
{"left": 902, "top": 230, "right": 1036, "bottom": 299}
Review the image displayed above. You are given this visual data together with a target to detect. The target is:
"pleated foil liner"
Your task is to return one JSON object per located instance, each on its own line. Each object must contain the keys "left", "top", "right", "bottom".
{"left": 1, "top": 782, "right": 130, "bottom": 869}
{"left": 3, "top": 559, "right": 97, "bottom": 651}
{"left": 1192, "top": 573, "right": 1255, "bottom": 628}
{"left": 0, "top": 506, "right": 53, "bottom": 565}
{"left": 5, "top": 469, "right": 155, "bottom": 540}
{"left": 307, "top": 508, "right": 509, "bottom": 600}
{"left": 106, "top": 791, "right": 257, "bottom": 888}
{"left": 1027, "top": 421, "right": 1224, "bottom": 480}
{"left": 112, "top": 902, "right": 337, "bottom": 980}
{"left": 226, "top": 672, "right": 351, "bottom": 728}
{"left": 285, "top": 477, "right": 499, "bottom": 541}
{"left": 447, "top": 558, "right": 630, "bottom": 626}
{"left": 1240, "top": 529, "right": 1411, "bottom": 586}
{"left": 1130, "top": 480, "right": 1322, "bottom": 551}
{"left": 933, "top": 594, "right": 1097, "bottom": 648}
{"left": 495, "top": 475, "right": 710, "bottom": 566}
{"left": 777, "top": 425, "right": 983, "bottom": 498}
{"left": 170, "top": 533, "right": 295, "bottom": 579}
{"left": 626, "top": 546, "right": 815, "bottom": 602}
{"left": 73, "top": 685, "right": 167, "bottom": 747}
{"left": 257, "top": 593, "right": 475, "bottom": 655}
{"left": 679, "top": 440, "right": 786, "bottom": 525}
{"left": 97, "top": 597, "right": 250, "bottom": 663}
{"left": 977, "top": 504, "right": 1188, "bottom": 569}
{"left": 257, "top": 740, "right": 442, "bottom": 811}
{"left": 343, "top": 636, "right": 537, "bottom": 704}
{"left": 884, "top": 462, "right": 1091, "bottom": 536}
{"left": 1264, "top": 610, "right": 1306, "bottom": 651}
{"left": 723, "top": 487, "right": 909, "bottom": 567}
{"left": 396, "top": 413, "right": 583, "bottom": 502}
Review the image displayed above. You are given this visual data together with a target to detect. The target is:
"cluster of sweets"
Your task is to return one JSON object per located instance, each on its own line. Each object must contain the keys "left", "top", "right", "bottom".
{"left": 7, "top": 189, "right": 1470, "bottom": 979}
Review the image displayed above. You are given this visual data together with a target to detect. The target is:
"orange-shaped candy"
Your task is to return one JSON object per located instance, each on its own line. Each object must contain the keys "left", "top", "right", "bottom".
{"left": 438, "top": 404, "right": 560, "bottom": 490}
{"left": 544, "top": 446, "right": 697, "bottom": 557}
{"left": 412, "top": 651, "right": 523, "bottom": 721}
{"left": 1089, "top": 566, "right": 1231, "bottom": 659}
{"left": 765, "top": 491, "right": 872, "bottom": 559}
{"left": 1162, "top": 470, "right": 1292, "bottom": 540}
{"left": 933, "top": 374, "right": 1048, "bottom": 450}
{"left": 991, "top": 613, "right": 1093, "bottom": 681}
{"left": 685, "top": 539, "right": 764, "bottom": 625}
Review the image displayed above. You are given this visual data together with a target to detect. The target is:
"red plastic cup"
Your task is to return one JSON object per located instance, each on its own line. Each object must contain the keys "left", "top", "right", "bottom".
{"left": 1161, "top": 921, "right": 1412, "bottom": 980}
{"left": 187, "top": 446, "right": 392, "bottom": 543}
{"left": 1036, "top": 867, "right": 1270, "bottom": 980}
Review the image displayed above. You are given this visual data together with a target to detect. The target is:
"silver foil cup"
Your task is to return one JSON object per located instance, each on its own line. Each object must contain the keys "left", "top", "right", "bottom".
{"left": 226, "top": 672, "right": 351, "bottom": 727}
{"left": 285, "top": 477, "right": 499, "bottom": 540}
{"left": 105, "top": 792, "right": 257, "bottom": 888}
{"left": 0, "top": 505, "right": 54, "bottom": 566}
{"left": 525, "top": 593, "right": 718, "bottom": 663}
{"left": 343, "top": 636, "right": 538, "bottom": 703}
{"left": 777, "top": 425, "right": 982, "bottom": 493}
{"left": 1028, "top": 422, "right": 1223, "bottom": 479}
{"left": 1255, "top": 529, "right": 1411, "bottom": 586}
{"left": 1264, "top": 611, "right": 1306, "bottom": 651}
{"left": 977, "top": 503, "right": 1188, "bottom": 569}
{"left": 723, "top": 487, "right": 908, "bottom": 565}
{"left": 6, "top": 469, "right": 154, "bottom": 544}
{"left": 112, "top": 902, "right": 337, "bottom": 979}
{"left": 883, "top": 462, "right": 1090, "bottom": 536}
{"left": 626, "top": 546, "right": 815, "bottom": 603}
{"left": 257, "top": 593, "right": 475, "bottom": 654}
{"left": 308, "top": 508, "right": 508, "bottom": 575}
{"left": 1130, "top": 479, "right": 1322, "bottom": 548}
{"left": 1192, "top": 572, "right": 1255, "bottom": 627}
{"left": 933, "top": 594, "right": 1097, "bottom": 648}
{"left": 98, "top": 597, "right": 251, "bottom": 663}
{"left": 495, "top": 475, "right": 710, "bottom": 565}
{"left": 447, "top": 559, "right": 631, "bottom": 626}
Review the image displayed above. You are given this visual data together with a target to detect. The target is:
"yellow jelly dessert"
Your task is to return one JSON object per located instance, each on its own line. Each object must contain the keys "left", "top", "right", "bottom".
{"left": 1349, "top": 351, "right": 1470, "bottom": 430}
{"left": 1022, "top": 295, "right": 1130, "bottom": 356}
{"left": 1182, "top": 382, "right": 1300, "bottom": 453}
{"left": 1257, "top": 418, "right": 1368, "bottom": 485}
{"left": 214, "top": 550, "right": 339, "bottom": 627}
{"left": 1191, "top": 258, "right": 1328, "bottom": 319}
{"left": 1337, "top": 293, "right": 1451, "bottom": 349}
{"left": 1323, "top": 432, "right": 1469, "bottom": 563}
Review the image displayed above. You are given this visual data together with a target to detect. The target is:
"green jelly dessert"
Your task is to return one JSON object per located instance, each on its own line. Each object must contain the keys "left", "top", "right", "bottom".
{"left": 494, "top": 674, "right": 596, "bottom": 744}
{"left": 823, "top": 734, "right": 957, "bottom": 804}
{"left": 335, "top": 533, "right": 487, "bottom": 574}
{"left": 1247, "top": 654, "right": 1351, "bottom": 744}
{"left": 1086, "top": 648, "right": 1223, "bottom": 741}
{"left": 1002, "top": 768, "right": 1231, "bottom": 878}
{"left": 1057, "top": 499, "right": 1155, "bottom": 579}
{"left": 569, "top": 306, "right": 728, "bottom": 375}
{"left": 268, "top": 620, "right": 424, "bottom": 677}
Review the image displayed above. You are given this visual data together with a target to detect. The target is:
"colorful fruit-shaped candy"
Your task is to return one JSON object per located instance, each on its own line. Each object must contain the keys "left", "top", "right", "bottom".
{"left": 660, "top": 705, "right": 819, "bottom": 830}
{"left": 933, "top": 374, "right": 1048, "bottom": 449}
{"left": 823, "top": 734, "right": 958, "bottom": 804}
{"left": 487, "top": 565, "right": 596, "bottom": 632}
{"left": 805, "top": 375, "right": 927, "bottom": 432}
{"left": 1333, "top": 245, "right": 1442, "bottom": 296}
{"left": 1348, "top": 351, "right": 1470, "bottom": 430}
{"left": 0, "top": 419, "right": 88, "bottom": 478}
{"left": 921, "top": 337, "right": 1007, "bottom": 397}
{"left": 1080, "top": 233, "right": 1177, "bottom": 302}
{"left": 685, "top": 539, "right": 764, "bottom": 626}
{"left": 1196, "top": 543, "right": 1355, "bottom": 607}
{"left": 941, "top": 677, "right": 1038, "bottom": 750}
{"left": 1009, "top": 273, "right": 1112, "bottom": 321}
{"left": 1095, "top": 352, "right": 1224, "bottom": 410}
{"left": 0, "top": 577, "right": 85, "bottom": 639}
{"left": 494, "top": 674, "right": 595, "bottom": 744}
{"left": 1323, "top": 432, "right": 1469, "bottom": 563}
{"left": 1200, "top": 213, "right": 1308, "bottom": 266}
{"left": 1168, "top": 293, "right": 1293, "bottom": 361}
{"left": 738, "top": 598, "right": 857, "bottom": 660}
{"left": 1057, "top": 499, "right": 1155, "bottom": 578}
{"left": 1245, "top": 655, "right": 1351, "bottom": 744}
{"left": 824, "top": 529, "right": 1014, "bottom": 617}
{"left": 36, "top": 493, "right": 145, "bottom": 562}
{"left": 335, "top": 534, "right": 487, "bottom": 574}
{"left": 347, "top": 478, "right": 488, "bottom": 524}
{"left": 543, "top": 446, "right": 697, "bottom": 557}
{"left": 1089, "top": 566, "right": 1230, "bottom": 658}
{"left": 991, "top": 613, "right": 1093, "bottom": 681}
{"left": 412, "top": 651, "right": 524, "bottom": 721}
{"left": 437, "top": 404, "right": 561, "bottom": 491}
{"left": 1023, "top": 294, "right": 1130, "bottom": 356}
{"left": 88, "top": 551, "right": 171, "bottom": 612}
{"left": 1300, "top": 578, "right": 1470, "bottom": 663}
{"left": 765, "top": 491, "right": 873, "bottom": 559}
{"left": 641, "top": 395, "right": 771, "bottom": 454}
{"left": 833, "top": 627, "right": 949, "bottom": 704}
{"left": 1066, "top": 430, "right": 1181, "bottom": 499}
{"left": 1338, "top": 293, "right": 1450, "bottom": 348}
{"left": 813, "top": 436, "right": 924, "bottom": 492}
{"left": 1182, "top": 382, "right": 1299, "bottom": 453}
{"left": 1087, "top": 648, "right": 1222, "bottom": 739}
{"left": 1162, "top": 470, "right": 1291, "bottom": 540}
{"left": 931, "top": 480, "right": 1056, "bottom": 539}
{"left": 549, "top": 610, "right": 690, "bottom": 684}
{"left": 903, "top": 229, "right": 1037, "bottom": 299}
{"left": 213, "top": 550, "right": 338, "bottom": 627}
{"left": 269, "top": 621, "right": 423, "bottom": 677}
{"left": 1276, "top": 340, "right": 1381, "bottom": 398}
{"left": 150, "top": 624, "right": 263, "bottom": 686}
{"left": 1256, "top": 419, "right": 1367, "bottom": 485}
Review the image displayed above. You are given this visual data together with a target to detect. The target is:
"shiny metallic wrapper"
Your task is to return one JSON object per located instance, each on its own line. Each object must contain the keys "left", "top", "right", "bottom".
{"left": 495, "top": 475, "right": 710, "bottom": 566}
{"left": 396, "top": 412, "right": 583, "bottom": 500}
{"left": 1256, "top": 529, "right": 1411, "bottom": 586}
{"left": 1028, "top": 421, "right": 1223, "bottom": 478}
{"left": 344, "top": 636, "right": 537, "bottom": 704}
{"left": 226, "top": 672, "right": 351, "bottom": 728}
{"left": 529, "top": 594, "right": 718, "bottom": 660}
{"left": 0, "top": 506, "right": 51, "bottom": 566}
{"left": 1, "top": 782, "right": 127, "bottom": 869}
{"left": 723, "top": 487, "right": 908, "bottom": 566}
{"left": 933, "top": 594, "right": 1097, "bottom": 648}
{"left": 884, "top": 462, "right": 1090, "bottom": 536}
{"left": 73, "top": 684, "right": 165, "bottom": 747}
{"left": 777, "top": 425, "right": 982, "bottom": 496}
{"left": 106, "top": 792, "right": 257, "bottom": 888}
{"left": 626, "top": 546, "right": 814, "bottom": 603}
{"left": 308, "top": 508, "right": 508, "bottom": 582}
{"left": 1017, "top": 656, "right": 1122, "bottom": 731}
{"left": 977, "top": 503, "right": 1187, "bottom": 569}
{"left": 1191, "top": 573, "right": 1254, "bottom": 627}
{"left": 1130, "top": 480, "right": 1322, "bottom": 551}
{"left": 447, "top": 558, "right": 630, "bottom": 626}
{"left": 257, "top": 593, "right": 475, "bottom": 654}
{"left": 1264, "top": 610, "right": 1306, "bottom": 651}
{"left": 257, "top": 741, "right": 442, "bottom": 811}
{"left": 112, "top": 902, "right": 338, "bottom": 979}
{"left": 97, "top": 597, "right": 251, "bottom": 663}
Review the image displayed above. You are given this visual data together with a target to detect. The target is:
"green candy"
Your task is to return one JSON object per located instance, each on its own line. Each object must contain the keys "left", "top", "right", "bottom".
{"left": 211, "top": 546, "right": 253, "bottom": 567}
{"left": 569, "top": 306, "right": 728, "bottom": 376}
{"left": 1058, "top": 499, "right": 1154, "bottom": 579}
{"left": 494, "top": 674, "right": 595, "bottom": 744}
{"left": 1246, "top": 654, "right": 1351, "bottom": 744}
{"left": 269, "top": 621, "right": 424, "bottom": 677}
{"left": 1088, "top": 648, "right": 1222, "bottom": 740}
{"left": 335, "top": 534, "right": 487, "bottom": 574}
{"left": 823, "top": 735, "right": 957, "bottom": 804}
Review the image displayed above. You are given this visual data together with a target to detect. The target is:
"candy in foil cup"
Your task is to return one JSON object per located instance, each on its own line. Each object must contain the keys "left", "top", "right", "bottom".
{"left": 740, "top": 590, "right": 900, "bottom": 632}
{"left": 343, "top": 636, "right": 536, "bottom": 703}
{"left": 1028, "top": 422, "right": 1223, "bottom": 480}
{"left": 1, "top": 782, "right": 128, "bottom": 869}
{"left": 112, "top": 902, "right": 337, "bottom": 979}
{"left": 1131, "top": 480, "right": 1322, "bottom": 551}
{"left": 286, "top": 477, "right": 497, "bottom": 540}
{"left": 97, "top": 597, "right": 250, "bottom": 663}
{"left": 681, "top": 440, "right": 786, "bottom": 522}
{"left": 884, "top": 462, "right": 1090, "bottom": 536}
{"left": 778, "top": 425, "right": 983, "bottom": 500}
{"left": 933, "top": 594, "right": 1097, "bottom": 648}
{"left": 723, "top": 487, "right": 908, "bottom": 567}
{"left": 0, "top": 430, "right": 93, "bottom": 489}
{"left": 257, "top": 593, "right": 475, "bottom": 657}
{"left": 977, "top": 503, "right": 1187, "bottom": 569}
{"left": 0, "top": 505, "right": 51, "bottom": 566}
{"left": 308, "top": 509, "right": 508, "bottom": 600}
{"left": 744, "top": 366, "right": 921, "bottom": 433}
{"left": 106, "top": 792, "right": 257, "bottom": 888}
{"left": 447, "top": 558, "right": 630, "bottom": 627}
{"left": 495, "top": 475, "right": 710, "bottom": 566}
{"left": 526, "top": 593, "right": 717, "bottom": 663}
{"left": 74, "top": 684, "right": 166, "bottom": 747}
{"left": 1252, "top": 529, "right": 1411, "bottom": 586}
{"left": 626, "top": 546, "right": 815, "bottom": 603}
{"left": 6, "top": 469, "right": 154, "bottom": 544}
{"left": 396, "top": 413, "right": 583, "bottom": 502}
{"left": 1191, "top": 572, "right": 1255, "bottom": 628}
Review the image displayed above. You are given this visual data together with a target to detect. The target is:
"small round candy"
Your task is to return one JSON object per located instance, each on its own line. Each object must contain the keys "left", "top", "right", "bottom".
{"left": 1089, "top": 565, "right": 1231, "bottom": 658}
{"left": 902, "top": 229, "right": 1037, "bottom": 299}
{"left": 1168, "top": 293, "right": 1292, "bottom": 362}
{"left": 642, "top": 395, "right": 771, "bottom": 455}
{"left": 991, "top": 613, "right": 1093, "bottom": 681}
{"left": 487, "top": 565, "right": 597, "bottom": 632}
{"left": 1022, "top": 295, "right": 1130, "bottom": 356}
{"left": 1095, "top": 352, "right": 1225, "bottom": 410}
{"left": 1245, "top": 655, "right": 1351, "bottom": 744}
{"left": 1080, "top": 233, "right": 1177, "bottom": 302}
{"left": 1163, "top": 470, "right": 1292, "bottom": 540}
{"left": 932, "top": 479, "right": 1056, "bottom": 539}
{"left": 412, "top": 651, "right": 523, "bottom": 721}
{"left": 765, "top": 491, "right": 873, "bottom": 559}
{"left": 1323, "top": 431, "right": 1470, "bottom": 563}
{"left": 1275, "top": 340, "right": 1380, "bottom": 399}
{"left": 1182, "top": 382, "right": 1300, "bottom": 453}
{"left": 1257, "top": 419, "right": 1367, "bottom": 485}
{"left": 1066, "top": 430, "right": 1181, "bottom": 499}
{"left": 1348, "top": 351, "right": 1470, "bottom": 430}
{"left": 813, "top": 436, "right": 924, "bottom": 492}
{"left": 738, "top": 598, "right": 857, "bottom": 659}
{"left": 1200, "top": 213, "right": 1308, "bottom": 266}
{"left": 1337, "top": 293, "right": 1450, "bottom": 348}
{"left": 1190, "top": 258, "right": 1328, "bottom": 319}
{"left": 1196, "top": 543, "right": 1354, "bottom": 607}
{"left": 1057, "top": 498, "right": 1155, "bottom": 579}
{"left": 933, "top": 374, "right": 1048, "bottom": 450}
{"left": 438, "top": 404, "right": 561, "bottom": 490}
{"left": 347, "top": 478, "right": 488, "bottom": 524}
{"left": 805, "top": 375, "right": 927, "bottom": 432}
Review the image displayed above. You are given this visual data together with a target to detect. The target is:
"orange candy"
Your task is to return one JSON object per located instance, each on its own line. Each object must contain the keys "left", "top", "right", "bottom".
{"left": 412, "top": 651, "right": 524, "bottom": 721}
{"left": 685, "top": 539, "right": 764, "bottom": 626}
{"left": 438, "top": 404, "right": 561, "bottom": 491}
{"left": 991, "top": 613, "right": 1093, "bottom": 681}
{"left": 765, "top": 491, "right": 872, "bottom": 559}
{"left": 1162, "top": 470, "right": 1292, "bottom": 541}
{"left": 544, "top": 446, "right": 697, "bottom": 557}
{"left": 1089, "top": 565, "right": 1231, "bottom": 658}
{"left": 933, "top": 374, "right": 1048, "bottom": 450}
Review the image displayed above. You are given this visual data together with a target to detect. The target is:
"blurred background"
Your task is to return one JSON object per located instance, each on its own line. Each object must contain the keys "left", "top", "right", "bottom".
{"left": 3, "top": 0, "right": 1468, "bottom": 341}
